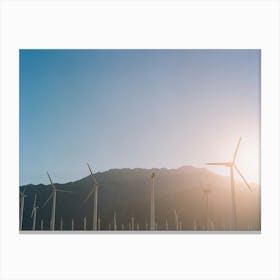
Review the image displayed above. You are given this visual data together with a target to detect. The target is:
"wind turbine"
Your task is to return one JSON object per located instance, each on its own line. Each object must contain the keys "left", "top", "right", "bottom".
{"left": 71, "top": 219, "right": 74, "bottom": 230}
{"left": 60, "top": 217, "right": 63, "bottom": 230}
{"left": 20, "top": 189, "right": 27, "bottom": 230}
{"left": 113, "top": 212, "right": 117, "bottom": 230}
{"left": 165, "top": 219, "right": 169, "bottom": 230}
{"left": 40, "top": 219, "right": 44, "bottom": 230}
{"left": 150, "top": 173, "right": 155, "bottom": 230}
{"left": 84, "top": 163, "right": 99, "bottom": 230}
{"left": 206, "top": 137, "right": 252, "bottom": 230}
{"left": 131, "top": 216, "right": 135, "bottom": 231}
{"left": 174, "top": 210, "right": 179, "bottom": 230}
{"left": 42, "top": 172, "right": 72, "bottom": 231}
{"left": 31, "top": 194, "right": 39, "bottom": 230}
{"left": 199, "top": 177, "right": 211, "bottom": 230}
{"left": 84, "top": 217, "right": 87, "bottom": 230}
{"left": 210, "top": 220, "right": 215, "bottom": 230}
{"left": 193, "top": 220, "right": 197, "bottom": 231}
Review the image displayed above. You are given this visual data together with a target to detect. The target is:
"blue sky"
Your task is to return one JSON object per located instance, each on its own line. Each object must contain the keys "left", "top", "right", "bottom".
{"left": 20, "top": 50, "right": 260, "bottom": 185}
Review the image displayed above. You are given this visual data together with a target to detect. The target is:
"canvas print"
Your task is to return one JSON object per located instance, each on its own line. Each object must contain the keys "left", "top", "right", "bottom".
{"left": 20, "top": 49, "right": 260, "bottom": 232}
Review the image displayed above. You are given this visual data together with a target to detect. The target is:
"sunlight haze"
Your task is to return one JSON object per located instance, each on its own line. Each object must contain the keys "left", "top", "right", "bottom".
{"left": 20, "top": 50, "right": 260, "bottom": 185}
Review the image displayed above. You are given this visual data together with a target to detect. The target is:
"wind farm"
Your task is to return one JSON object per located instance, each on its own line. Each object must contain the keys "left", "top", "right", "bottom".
{"left": 19, "top": 148, "right": 260, "bottom": 232}
{"left": 19, "top": 49, "right": 260, "bottom": 233}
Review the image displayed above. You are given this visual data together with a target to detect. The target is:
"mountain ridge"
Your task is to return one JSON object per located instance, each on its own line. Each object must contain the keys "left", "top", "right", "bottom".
{"left": 19, "top": 165, "right": 260, "bottom": 231}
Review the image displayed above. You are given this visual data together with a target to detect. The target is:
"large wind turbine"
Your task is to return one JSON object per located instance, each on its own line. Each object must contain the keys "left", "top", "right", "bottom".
{"left": 20, "top": 189, "right": 27, "bottom": 230}
{"left": 42, "top": 172, "right": 71, "bottom": 231}
{"left": 31, "top": 194, "right": 39, "bottom": 230}
{"left": 84, "top": 163, "right": 99, "bottom": 230}
{"left": 206, "top": 137, "right": 252, "bottom": 230}
{"left": 150, "top": 173, "right": 155, "bottom": 230}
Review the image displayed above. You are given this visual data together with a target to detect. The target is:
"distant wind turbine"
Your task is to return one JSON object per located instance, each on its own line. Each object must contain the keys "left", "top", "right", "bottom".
{"left": 42, "top": 172, "right": 72, "bottom": 231}
{"left": 131, "top": 216, "right": 135, "bottom": 231}
{"left": 174, "top": 210, "right": 179, "bottom": 230}
{"left": 150, "top": 173, "right": 155, "bottom": 230}
{"left": 71, "top": 219, "right": 74, "bottom": 230}
{"left": 30, "top": 194, "right": 39, "bottom": 230}
{"left": 193, "top": 220, "right": 197, "bottom": 231}
{"left": 84, "top": 163, "right": 99, "bottom": 230}
{"left": 84, "top": 217, "right": 87, "bottom": 230}
{"left": 40, "top": 219, "right": 44, "bottom": 230}
{"left": 60, "top": 217, "right": 63, "bottom": 230}
{"left": 113, "top": 212, "right": 117, "bottom": 230}
{"left": 20, "top": 189, "right": 27, "bottom": 230}
{"left": 199, "top": 177, "right": 211, "bottom": 230}
{"left": 165, "top": 219, "right": 169, "bottom": 230}
{"left": 210, "top": 220, "right": 215, "bottom": 230}
{"left": 206, "top": 137, "right": 252, "bottom": 230}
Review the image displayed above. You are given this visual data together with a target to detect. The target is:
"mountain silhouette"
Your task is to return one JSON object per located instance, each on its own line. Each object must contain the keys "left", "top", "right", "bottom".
{"left": 19, "top": 166, "right": 260, "bottom": 231}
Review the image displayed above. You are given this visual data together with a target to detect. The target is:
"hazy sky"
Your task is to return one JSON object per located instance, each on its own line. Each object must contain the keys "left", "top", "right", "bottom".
{"left": 20, "top": 50, "right": 260, "bottom": 185}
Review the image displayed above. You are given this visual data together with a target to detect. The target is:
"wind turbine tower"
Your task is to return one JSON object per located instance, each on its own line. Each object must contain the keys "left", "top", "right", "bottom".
{"left": 42, "top": 172, "right": 71, "bottom": 231}
{"left": 131, "top": 216, "right": 135, "bottom": 231}
{"left": 165, "top": 219, "right": 169, "bottom": 230}
{"left": 60, "top": 217, "right": 63, "bottom": 230}
{"left": 20, "top": 189, "right": 27, "bottom": 230}
{"left": 84, "top": 217, "right": 87, "bottom": 230}
{"left": 113, "top": 212, "right": 117, "bottom": 230}
{"left": 150, "top": 173, "right": 155, "bottom": 230}
{"left": 206, "top": 137, "right": 252, "bottom": 230}
{"left": 199, "top": 178, "right": 211, "bottom": 230}
{"left": 174, "top": 210, "right": 179, "bottom": 230}
{"left": 84, "top": 163, "right": 99, "bottom": 230}
{"left": 31, "top": 194, "right": 39, "bottom": 230}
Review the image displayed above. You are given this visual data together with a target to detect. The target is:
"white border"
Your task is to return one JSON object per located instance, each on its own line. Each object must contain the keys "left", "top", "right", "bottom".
{"left": 0, "top": 1, "right": 279, "bottom": 279}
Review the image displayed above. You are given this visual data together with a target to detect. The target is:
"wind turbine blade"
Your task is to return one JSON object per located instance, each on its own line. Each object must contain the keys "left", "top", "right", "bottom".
{"left": 42, "top": 193, "right": 53, "bottom": 208}
{"left": 233, "top": 137, "right": 242, "bottom": 163}
{"left": 87, "top": 163, "right": 94, "bottom": 176}
{"left": 47, "top": 172, "right": 56, "bottom": 189}
{"left": 56, "top": 189, "right": 72, "bottom": 193}
{"left": 20, "top": 189, "right": 26, "bottom": 197}
{"left": 83, "top": 189, "right": 94, "bottom": 203}
{"left": 234, "top": 165, "right": 252, "bottom": 192}
{"left": 206, "top": 162, "right": 230, "bottom": 166}
{"left": 87, "top": 163, "right": 99, "bottom": 186}
{"left": 33, "top": 194, "right": 37, "bottom": 209}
